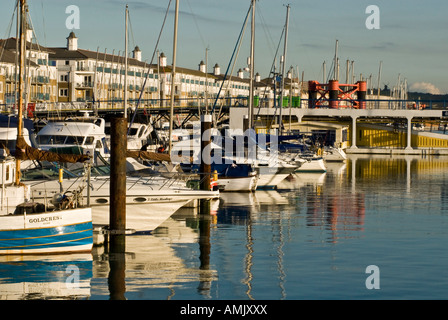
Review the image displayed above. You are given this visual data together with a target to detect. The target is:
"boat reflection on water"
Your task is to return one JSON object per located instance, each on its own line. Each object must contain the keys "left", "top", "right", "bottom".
{"left": 0, "top": 254, "right": 92, "bottom": 300}
{"left": 91, "top": 213, "right": 218, "bottom": 300}
{"left": 6, "top": 155, "right": 448, "bottom": 300}
{"left": 216, "top": 190, "right": 291, "bottom": 225}
{"left": 277, "top": 161, "right": 365, "bottom": 244}
{"left": 304, "top": 190, "right": 366, "bottom": 243}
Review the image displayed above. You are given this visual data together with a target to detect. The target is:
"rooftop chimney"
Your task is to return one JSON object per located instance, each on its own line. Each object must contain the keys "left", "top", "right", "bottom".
{"left": 199, "top": 60, "right": 206, "bottom": 73}
{"left": 67, "top": 32, "right": 78, "bottom": 51}
{"left": 237, "top": 68, "right": 244, "bottom": 79}
{"left": 213, "top": 63, "right": 220, "bottom": 76}
{"left": 159, "top": 52, "right": 167, "bottom": 67}
{"left": 133, "top": 46, "right": 142, "bottom": 61}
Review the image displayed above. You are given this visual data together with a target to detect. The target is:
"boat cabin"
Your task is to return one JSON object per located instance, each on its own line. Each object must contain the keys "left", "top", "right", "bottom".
{"left": 105, "top": 121, "right": 153, "bottom": 150}
{"left": 36, "top": 117, "right": 109, "bottom": 158}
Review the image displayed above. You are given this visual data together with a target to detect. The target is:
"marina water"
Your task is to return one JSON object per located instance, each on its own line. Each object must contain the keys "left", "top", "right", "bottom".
{"left": 1, "top": 154, "right": 448, "bottom": 300}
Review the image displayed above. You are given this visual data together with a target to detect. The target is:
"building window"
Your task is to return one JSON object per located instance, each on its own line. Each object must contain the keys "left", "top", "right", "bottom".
{"left": 59, "top": 89, "right": 68, "bottom": 97}
{"left": 60, "top": 74, "right": 68, "bottom": 82}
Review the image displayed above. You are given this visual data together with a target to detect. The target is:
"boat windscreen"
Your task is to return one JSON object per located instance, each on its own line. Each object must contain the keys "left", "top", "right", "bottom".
{"left": 37, "top": 135, "right": 65, "bottom": 145}
{"left": 37, "top": 135, "right": 93, "bottom": 145}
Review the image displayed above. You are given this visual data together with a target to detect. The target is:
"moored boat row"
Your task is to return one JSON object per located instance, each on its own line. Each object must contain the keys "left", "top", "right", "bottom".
{"left": 0, "top": 0, "right": 347, "bottom": 257}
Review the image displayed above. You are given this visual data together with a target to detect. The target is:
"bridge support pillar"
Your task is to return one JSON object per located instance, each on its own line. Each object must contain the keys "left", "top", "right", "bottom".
{"left": 351, "top": 116, "right": 358, "bottom": 149}
{"left": 406, "top": 116, "right": 413, "bottom": 150}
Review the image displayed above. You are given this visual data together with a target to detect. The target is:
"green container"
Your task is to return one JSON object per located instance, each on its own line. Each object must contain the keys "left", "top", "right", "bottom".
{"left": 277, "top": 96, "right": 289, "bottom": 107}
{"left": 254, "top": 95, "right": 259, "bottom": 107}
{"left": 292, "top": 96, "right": 301, "bottom": 107}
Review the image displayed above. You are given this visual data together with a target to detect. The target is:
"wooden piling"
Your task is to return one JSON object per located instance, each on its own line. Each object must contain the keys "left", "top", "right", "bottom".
{"left": 198, "top": 215, "right": 211, "bottom": 270}
{"left": 200, "top": 115, "right": 212, "bottom": 215}
{"left": 108, "top": 253, "right": 126, "bottom": 300}
{"left": 109, "top": 116, "right": 127, "bottom": 252}
{"left": 200, "top": 114, "right": 212, "bottom": 192}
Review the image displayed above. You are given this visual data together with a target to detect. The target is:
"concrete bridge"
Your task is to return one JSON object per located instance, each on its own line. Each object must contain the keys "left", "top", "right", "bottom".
{"left": 229, "top": 106, "right": 448, "bottom": 154}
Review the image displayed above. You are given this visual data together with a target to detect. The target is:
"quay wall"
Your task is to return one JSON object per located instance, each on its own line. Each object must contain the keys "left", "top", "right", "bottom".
{"left": 355, "top": 123, "right": 448, "bottom": 149}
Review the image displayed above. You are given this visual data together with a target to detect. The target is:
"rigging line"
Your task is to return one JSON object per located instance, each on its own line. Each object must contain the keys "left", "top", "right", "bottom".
{"left": 27, "top": 6, "right": 54, "bottom": 106}
{"left": 41, "top": 0, "right": 47, "bottom": 46}
{"left": 92, "top": 47, "right": 100, "bottom": 112}
{"left": 0, "top": 2, "right": 17, "bottom": 62}
{"left": 261, "top": 27, "right": 285, "bottom": 125}
{"left": 210, "top": 3, "right": 253, "bottom": 117}
{"left": 215, "top": 12, "right": 249, "bottom": 124}
{"left": 128, "top": 0, "right": 172, "bottom": 135}
{"left": 185, "top": 0, "right": 207, "bottom": 49}
{"left": 256, "top": 1, "right": 275, "bottom": 57}
{"left": 127, "top": 10, "right": 136, "bottom": 52}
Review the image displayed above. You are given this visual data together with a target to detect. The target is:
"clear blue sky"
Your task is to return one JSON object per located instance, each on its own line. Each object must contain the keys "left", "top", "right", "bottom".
{"left": 2, "top": 0, "right": 448, "bottom": 94}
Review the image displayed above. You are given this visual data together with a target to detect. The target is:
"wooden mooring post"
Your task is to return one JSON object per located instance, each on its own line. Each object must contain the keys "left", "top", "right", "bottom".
{"left": 109, "top": 116, "right": 127, "bottom": 252}
{"left": 200, "top": 114, "right": 212, "bottom": 215}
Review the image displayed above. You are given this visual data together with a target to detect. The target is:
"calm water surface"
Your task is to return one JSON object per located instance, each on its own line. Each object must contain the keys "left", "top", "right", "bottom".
{"left": 1, "top": 154, "right": 448, "bottom": 300}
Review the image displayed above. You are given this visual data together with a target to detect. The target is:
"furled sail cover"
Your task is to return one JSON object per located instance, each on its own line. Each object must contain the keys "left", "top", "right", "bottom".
{"left": 15, "top": 136, "right": 90, "bottom": 163}
{"left": 125, "top": 150, "right": 171, "bottom": 162}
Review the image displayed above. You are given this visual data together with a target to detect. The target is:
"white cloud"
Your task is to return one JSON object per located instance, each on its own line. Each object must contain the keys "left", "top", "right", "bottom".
{"left": 409, "top": 82, "right": 442, "bottom": 95}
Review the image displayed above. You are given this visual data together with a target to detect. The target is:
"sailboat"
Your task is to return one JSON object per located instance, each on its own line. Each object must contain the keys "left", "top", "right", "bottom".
{"left": 27, "top": 168, "right": 219, "bottom": 233}
{"left": 0, "top": 0, "right": 93, "bottom": 255}
{"left": 26, "top": 3, "right": 218, "bottom": 234}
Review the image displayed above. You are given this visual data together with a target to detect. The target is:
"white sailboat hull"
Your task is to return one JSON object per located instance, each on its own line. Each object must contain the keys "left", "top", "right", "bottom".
{"left": 217, "top": 176, "right": 258, "bottom": 192}
{"left": 295, "top": 158, "right": 327, "bottom": 173}
{"left": 29, "top": 177, "right": 219, "bottom": 233}
{"left": 323, "top": 147, "right": 347, "bottom": 162}
{"left": 256, "top": 165, "right": 296, "bottom": 189}
{"left": 92, "top": 200, "right": 190, "bottom": 233}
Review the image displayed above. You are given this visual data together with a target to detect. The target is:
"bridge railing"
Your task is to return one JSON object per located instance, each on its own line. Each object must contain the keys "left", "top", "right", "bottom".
{"left": 2, "top": 97, "right": 447, "bottom": 115}
{"left": 303, "top": 99, "right": 447, "bottom": 110}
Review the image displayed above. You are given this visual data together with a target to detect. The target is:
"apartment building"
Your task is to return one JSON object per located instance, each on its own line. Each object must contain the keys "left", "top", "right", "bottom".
{"left": 47, "top": 32, "right": 265, "bottom": 111}
{"left": 0, "top": 27, "right": 58, "bottom": 112}
{"left": 48, "top": 32, "right": 159, "bottom": 109}
{"left": 1, "top": 28, "right": 295, "bottom": 114}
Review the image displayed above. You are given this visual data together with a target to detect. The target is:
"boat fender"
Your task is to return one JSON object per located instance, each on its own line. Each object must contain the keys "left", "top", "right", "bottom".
{"left": 59, "top": 168, "right": 64, "bottom": 183}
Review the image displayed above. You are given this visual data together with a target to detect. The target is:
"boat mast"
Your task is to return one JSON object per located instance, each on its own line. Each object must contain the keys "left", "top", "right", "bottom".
{"left": 168, "top": 0, "right": 179, "bottom": 152}
{"left": 377, "top": 60, "right": 382, "bottom": 107}
{"left": 15, "top": 0, "right": 25, "bottom": 186}
{"left": 248, "top": 0, "right": 256, "bottom": 130}
{"left": 205, "top": 47, "right": 209, "bottom": 114}
{"left": 333, "top": 40, "right": 339, "bottom": 80}
{"left": 123, "top": 4, "right": 129, "bottom": 119}
{"left": 279, "top": 4, "right": 290, "bottom": 136}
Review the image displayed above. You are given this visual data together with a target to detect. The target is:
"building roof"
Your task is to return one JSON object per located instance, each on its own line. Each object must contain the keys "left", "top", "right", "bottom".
{"left": 0, "top": 38, "right": 54, "bottom": 54}
{"left": 47, "top": 46, "right": 156, "bottom": 69}
{"left": 0, "top": 45, "right": 38, "bottom": 67}
{"left": 47, "top": 45, "right": 221, "bottom": 80}
{"left": 0, "top": 48, "right": 19, "bottom": 64}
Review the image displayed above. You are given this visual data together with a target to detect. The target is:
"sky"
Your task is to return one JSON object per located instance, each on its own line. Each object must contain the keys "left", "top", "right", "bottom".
{"left": 2, "top": 0, "right": 448, "bottom": 94}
